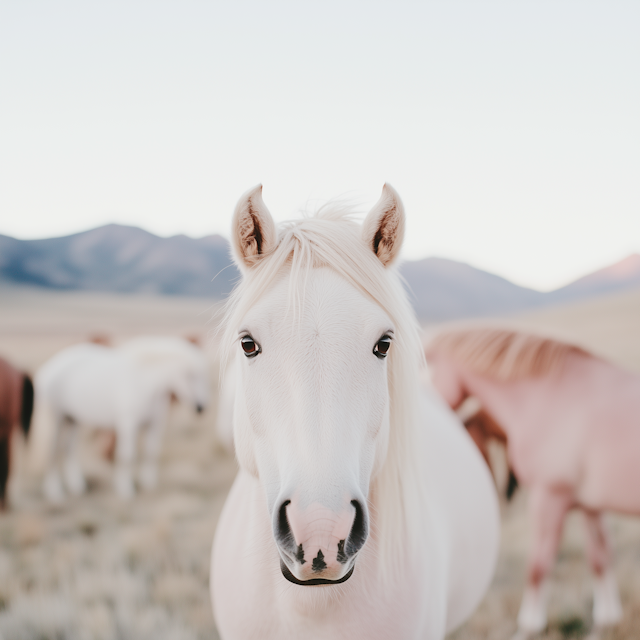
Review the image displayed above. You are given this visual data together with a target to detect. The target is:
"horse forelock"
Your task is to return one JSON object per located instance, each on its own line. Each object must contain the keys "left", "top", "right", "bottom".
{"left": 426, "top": 328, "right": 590, "bottom": 382}
{"left": 220, "top": 206, "right": 426, "bottom": 582}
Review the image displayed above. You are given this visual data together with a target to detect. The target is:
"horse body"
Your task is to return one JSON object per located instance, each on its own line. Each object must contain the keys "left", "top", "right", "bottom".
{"left": 0, "top": 356, "right": 33, "bottom": 510}
{"left": 0, "top": 358, "right": 27, "bottom": 440}
{"left": 211, "top": 186, "right": 499, "bottom": 639}
{"left": 447, "top": 351, "right": 640, "bottom": 513}
{"left": 34, "top": 337, "right": 209, "bottom": 501}
{"left": 426, "top": 329, "right": 640, "bottom": 637}
{"left": 214, "top": 349, "right": 495, "bottom": 640}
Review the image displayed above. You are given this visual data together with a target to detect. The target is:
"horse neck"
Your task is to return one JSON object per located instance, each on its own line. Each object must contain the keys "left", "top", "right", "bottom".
{"left": 457, "top": 368, "right": 518, "bottom": 436}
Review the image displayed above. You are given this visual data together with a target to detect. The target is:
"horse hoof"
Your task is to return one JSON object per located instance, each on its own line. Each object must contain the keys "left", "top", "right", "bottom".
{"left": 593, "top": 571, "right": 623, "bottom": 628}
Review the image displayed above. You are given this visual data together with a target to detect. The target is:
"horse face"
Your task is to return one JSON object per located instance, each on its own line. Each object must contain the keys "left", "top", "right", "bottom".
{"left": 234, "top": 268, "right": 393, "bottom": 584}
{"left": 190, "top": 363, "right": 211, "bottom": 414}
{"left": 169, "top": 361, "right": 210, "bottom": 414}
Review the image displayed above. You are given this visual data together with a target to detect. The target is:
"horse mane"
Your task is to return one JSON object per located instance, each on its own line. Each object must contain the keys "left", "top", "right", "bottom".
{"left": 426, "top": 327, "right": 590, "bottom": 381}
{"left": 220, "top": 204, "right": 426, "bottom": 582}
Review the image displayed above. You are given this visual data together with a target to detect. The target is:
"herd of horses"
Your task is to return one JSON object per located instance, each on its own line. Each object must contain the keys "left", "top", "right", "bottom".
{"left": 1, "top": 336, "right": 210, "bottom": 506}
{"left": 1, "top": 184, "right": 639, "bottom": 639}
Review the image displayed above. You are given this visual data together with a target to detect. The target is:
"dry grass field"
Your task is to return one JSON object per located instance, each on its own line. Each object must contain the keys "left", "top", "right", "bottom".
{"left": 0, "top": 285, "right": 231, "bottom": 640}
{"left": 0, "top": 283, "right": 639, "bottom": 640}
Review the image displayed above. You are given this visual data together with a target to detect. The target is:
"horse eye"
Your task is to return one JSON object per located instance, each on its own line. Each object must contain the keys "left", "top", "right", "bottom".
{"left": 373, "top": 336, "right": 392, "bottom": 359}
{"left": 241, "top": 335, "right": 261, "bottom": 358}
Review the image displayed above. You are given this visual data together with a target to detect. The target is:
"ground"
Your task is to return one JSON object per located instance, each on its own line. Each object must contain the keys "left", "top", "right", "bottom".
{"left": 0, "top": 284, "right": 639, "bottom": 640}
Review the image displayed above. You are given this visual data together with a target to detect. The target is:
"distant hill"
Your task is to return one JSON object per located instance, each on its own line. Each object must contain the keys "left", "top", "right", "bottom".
{"left": 400, "top": 257, "right": 544, "bottom": 322}
{"left": 1, "top": 225, "right": 638, "bottom": 322}
{"left": 546, "top": 253, "right": 640, "bottom": 303}
{"left": 0, "top": 224, "right": 240, "bottom": 298}
{"left": 400, "top": 253, "right": 640, "bottom": 321}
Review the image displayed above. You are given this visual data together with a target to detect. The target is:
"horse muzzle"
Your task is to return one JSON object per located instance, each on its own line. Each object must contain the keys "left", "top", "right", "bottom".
{"left": 275, "top": 498, "right": 368, "bottom": 586}
{"left": 280, "top": 559, "right": 356, "bottom": 585}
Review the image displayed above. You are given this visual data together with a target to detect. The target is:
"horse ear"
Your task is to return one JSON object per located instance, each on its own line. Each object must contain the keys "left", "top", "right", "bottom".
{"left": 231, "top": 185, "right": 277, "bottom": 271}
{"left": 361, "top": 184, "right": 405, "bottom": 267}
{"left": 184, "top": 334, "right": 201, "bottom": 347}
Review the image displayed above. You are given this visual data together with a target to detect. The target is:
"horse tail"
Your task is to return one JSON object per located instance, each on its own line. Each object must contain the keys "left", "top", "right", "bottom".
{"left": 0, "top": 433, "right": 8, "bottom": 510}
{"left": 21, "top": 375, "right": 34, "bottom": 437}
{"left": 506, "top": 468, "right": 519, "bottom": 501}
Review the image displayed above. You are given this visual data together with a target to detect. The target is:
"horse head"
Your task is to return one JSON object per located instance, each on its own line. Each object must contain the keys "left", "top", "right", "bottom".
{"left": 121, "top": 337, "right": 211, "bottom": 415}
{"left": 165, "top": 342, "right": 210, "bottom": 414}
{"left": 226, "top": 184, "right": 406, "bottom": 585}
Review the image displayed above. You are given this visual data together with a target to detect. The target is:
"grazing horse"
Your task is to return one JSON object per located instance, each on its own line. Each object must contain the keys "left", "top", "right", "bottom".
{"left": 0, "top": 357, "right": 34, "bottom": 510}
{"left": 210, "top": 185, "right": 499, "bottom": 640}
{"left": 425, "top": 327, "right": 640, "bottom": 638}
{"left": 33, "top": 336, "right": 210, "bottom": 501}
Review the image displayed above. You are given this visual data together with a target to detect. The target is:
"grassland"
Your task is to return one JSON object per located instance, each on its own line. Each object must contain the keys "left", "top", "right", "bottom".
{"left": 0, "top": 284, "right": 638, "bottom": 639}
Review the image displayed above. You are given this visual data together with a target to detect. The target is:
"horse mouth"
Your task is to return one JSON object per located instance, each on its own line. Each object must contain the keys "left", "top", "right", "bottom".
{"left": 280, "top": 560, "right": 355, "bottom": 586}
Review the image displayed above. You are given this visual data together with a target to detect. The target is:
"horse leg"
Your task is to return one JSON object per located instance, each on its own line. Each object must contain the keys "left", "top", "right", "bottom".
{"left": 583, "top": 510, "right": 622, "bottom": 629}
{"left": 42, "top": 412, "right": 68, "bottom": 503}
{"left": 113, "top": 422, "right": 137, "bottom": 499}
{"left": 61, "top": 420, "right": 86, "bottom": 496}
{"left": 138, "top": 413, "right": 166, "bottom": 491}
{"left": 514, "top": 485, "right": 572, "bottom": 639}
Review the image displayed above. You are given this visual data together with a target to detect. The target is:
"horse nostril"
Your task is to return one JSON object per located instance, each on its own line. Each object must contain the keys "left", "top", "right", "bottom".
{"left": 275, "top": 500, "right": 307, "bottom": 564}
{"left": 276, "top": 499, "right": 292, "bottom": 547}
{"left": 346, "top": 499, "right": 368, "bottom": 557}
{"left": 196, "top": 404, "right": 204, "bottom": 414}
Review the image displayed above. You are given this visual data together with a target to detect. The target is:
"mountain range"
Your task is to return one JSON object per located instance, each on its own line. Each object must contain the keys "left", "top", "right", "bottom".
{"left": 1, "top": 224, "right": 639, "bottom": 322}
{"left": 0, "top": 225, "right": 237, "bottom": 298}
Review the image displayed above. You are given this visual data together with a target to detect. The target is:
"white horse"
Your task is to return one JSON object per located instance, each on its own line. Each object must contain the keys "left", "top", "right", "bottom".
{"left": 210, "top": 185, "right": 500, "bottom": 639}
{"left": 33, "top": 336, "right": 210, "bottom": 501}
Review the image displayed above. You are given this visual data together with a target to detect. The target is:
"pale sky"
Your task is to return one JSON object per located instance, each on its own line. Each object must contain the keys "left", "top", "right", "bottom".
{"left": 1, "top": 1, "right": 638, "bottom": 291}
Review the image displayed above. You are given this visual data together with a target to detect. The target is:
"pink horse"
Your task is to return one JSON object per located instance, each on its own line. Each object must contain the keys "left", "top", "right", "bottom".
{"left": 425, "top": 328, "right": 640, "bottom": 639}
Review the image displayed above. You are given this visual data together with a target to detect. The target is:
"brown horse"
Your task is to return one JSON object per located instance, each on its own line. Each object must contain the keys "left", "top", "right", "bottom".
{"left": 426, "top": 327, "right": 640, "bottom": 638}
{"left": 0, "top": 356, "right": 34, "bottom": 510}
